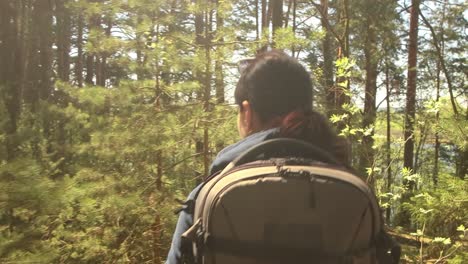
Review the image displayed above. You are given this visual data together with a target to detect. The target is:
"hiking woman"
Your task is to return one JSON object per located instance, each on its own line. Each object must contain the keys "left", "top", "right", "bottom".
{"left": 165, "top": 49, "right": 348, "bottom": 264}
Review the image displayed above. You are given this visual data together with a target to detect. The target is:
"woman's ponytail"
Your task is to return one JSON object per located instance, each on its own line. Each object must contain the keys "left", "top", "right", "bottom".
{"left": 279, "top": 110, "right": 350, "bottom": 166}
{"left": 279, "top": 110, "right": 309, "bottom": 139}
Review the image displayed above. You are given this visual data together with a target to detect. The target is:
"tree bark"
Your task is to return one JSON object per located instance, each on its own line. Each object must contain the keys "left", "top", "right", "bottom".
{"left": 457, "top": 146, "right": 468, "bottom": 180}
{"left": 291, "top": 0, "right": 297, "bottom": 57}
{"left": 203, "top": 8, "right": 213, "bottom": 178}
{"left": 266, "top": 0, "right": 273, "bottom": 37}
{"left": 194, "top": 0, "right": 208, "bottom": 183}
{"left": 215, "top": 0, "right": 225, "bottom": 103}
{"left": 56, "top": 0, "right": 71, "bottom": 81}
{"left": 156, "top": 151, "right": 163, "bottom": 190}
{"left": 430, "top": 0, "right": 448, "bottom": 185}
{"left": 285, "top": 0, "right": 292, "bottom": 28}
{"left": 385, "top": 65, "right": 392, "bottom": 222}
{"left": 85, "top": 54, "right": 95, "bottom": 85}
{"left": 151, "top": 215, "right": 162, "bottom": 264}
{"left": 98, "top": 17, "right": 112, "bottom": 87}
{"left": 35, "top": 0, "right": 54, "bottom": 100}
{"left": 76, "top": 14, "right": 84, "bottom": 87}
{"left": 95, "top": 57, "right": 102, "bottom": 87}
{"left": 403, "top": 0, "right": 420, "bottom": 181}
{"left": 398, "top": 0, "right": 420, "bottom": 228}
{"left": 24, "top": 0, "right": 38, "bottom": 105}
{"left": 333, "top": 0, "right": 351, "bottom": 132}
{"left": 261, "top": 0, "right": 267, "bottom": 36}
{"left": 85, "top": 13, "right": 101, "bottom": 85}
{"left": 359, "top": 5, "right": 378, "bottom": 188}
{"left": 320, "top": 0, "right": 335, "bottom": 117}
{"left": 271, "top": 0, "right": 283, "bottom": 35}
{"left": 1, "top": 0, "right": 24, "bottom": 160}
{"left": 255, "top": 0, "right": 260, "bottom": 40}
{"left": 337, "top": 0, "right": 350, "bottom": 104}
{"left": 413, "top": 122, "right": 428, "bottom": 173}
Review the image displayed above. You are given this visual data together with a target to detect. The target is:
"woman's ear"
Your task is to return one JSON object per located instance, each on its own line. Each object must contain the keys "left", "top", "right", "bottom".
{"left": 239, "top": 100, "right": 253, "bottom": 137}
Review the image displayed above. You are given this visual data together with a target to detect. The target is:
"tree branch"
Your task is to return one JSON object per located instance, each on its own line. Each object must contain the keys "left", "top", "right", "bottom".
{"left": 309, "top": 1, "right": 344, "bottom": 48}
{"left": 419, "top": 10, "right": 459, "bottom": 116}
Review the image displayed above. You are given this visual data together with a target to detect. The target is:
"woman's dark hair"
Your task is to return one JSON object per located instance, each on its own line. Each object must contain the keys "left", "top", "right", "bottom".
{"left": 235, "top": 50, "right": 312, "bottom": 121}
{"left": 235, "top": 49, "right": 349, "bottom": 166}
{"left": 278, "top": 110, "right": 350, "bottom": 166}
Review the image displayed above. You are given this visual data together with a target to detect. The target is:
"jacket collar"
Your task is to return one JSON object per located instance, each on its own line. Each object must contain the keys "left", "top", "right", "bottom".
{"left": 209, "top": 128, "right": 279, "bottom": 174}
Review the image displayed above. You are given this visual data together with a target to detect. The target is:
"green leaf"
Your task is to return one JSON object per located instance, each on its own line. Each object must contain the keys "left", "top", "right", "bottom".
{"left": 410, "top": 229, "right": 423, "bottom": 237}
{"left": 419, "top": 208, "right": 434, "bottom": 215}
{"left": 433, "top": 237, "right": 451, "bottom": 245}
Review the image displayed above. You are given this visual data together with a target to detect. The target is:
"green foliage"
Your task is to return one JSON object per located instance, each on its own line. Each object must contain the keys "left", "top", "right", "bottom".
{"left": 0, "top": 159, "right": 60, "bottom": 261}
{"left": 402, "top": 174, "right": 467, "bottom": 238}
{"left": 273, "top": 27, "right": 311, "bottom": 52}
{"left": 432, "top": 98, "right": 467, "bottom": 150}
{"left": 0, "top": 0, "right": 466, "bottom": 262}
{"left": 1, "top": 76, "right": 241, "bottom": 262}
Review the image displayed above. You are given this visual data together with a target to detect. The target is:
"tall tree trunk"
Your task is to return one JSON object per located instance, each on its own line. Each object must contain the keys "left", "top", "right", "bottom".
{"left": 203, "top": 8, "right": 213, "bottom": 178}
{"left": 35, "top": 0, "right": 54, "bottom": 100}
{"left": 156, "top": 151, "right": 163, "bottom": 191}
{"left": 1, "top": 0, "right": 24, "bottom": 160}
{"left": 25, "top": 0, "right": 39, "bottom": 106}
{"left": 385, "top": 65, "right": 392, "bottom": 222}
{"left": 434, "top": 63, "right": 440, "bottom": 184}
{"left": 414, "top": 122, "right": 428, "bottom": 173}
{"left": 403, "top": 0, "right": 420, "bottom": 181}
{"left": 152, "top": 150, "right": 163, "bottom": 263}
{"left": 19, "top": 0, "right": 30, "bottom": 93}
{"left": 56, "top": 0, "right": 71, "bottom": 81}
{"left": 76, "top": 14, "right": 84, "bottom": 87}
{"left": 85, "top": 14, "right": 101, "bottom": 85}
{"left": 456, "top": 105, "right": 468, "bottom": 179}
{"left": 398, "top": 0, "right": 420, "bottom": 228}
{"left": 261, "top": 0, "right": 267, "bottom": 36}
{"left": 337, "top": 0, "right": 350, "bottom": 103}
{"left": 285, "top": 0, "right": 292, "bottom": 28}
{"left": 136, "top": 14, "right": 143, "bottom": 81}
{"left": 215, "top": 1, "right": 225, "bottom": 103}
{"left": 85, "top": 54, "right": 95, "bottom": 85}
{"left": 95, "top": 57, "right": 102, "bottom": 87}
{"left": 266, "top": 0, "right": 273, "bottom": 38}
{"left": 457, "top": 144, "right": 468, "bottom": 179}
{"left": 255, "top": 0, "right": 260, "bottom": 40}
{"left": 359, "top": 7, "right": 378, "bottom": 188}
{"left": 271, "top": 0, "right": 283, "bottom": 35}
{"left": 24, "top": 0, "right": 54, "bottom": 156}
{"left": 151, "top": 215, "right": 162, "bottom": 264}
{"left": 433, "top": 0, "right": 445, "bottom": 185}
{"left": 291, "top": 0, "right": 297, "bottom": 57}
{"left": 334, "top": 0, "right": 351, "bottom": 132}
{"left": 342, "top": 0, "right": 350, "bottom": 60}
{"left": 39, "top": 0, "right": 53, "bottom": 155}
{"left": 98, "top": 17, "right": 112, "bottom": 87}
{"left": 194, "top": 0, "right": 206, "bottom": 184}
{"left": 320, "top": 0, "right": 335, "bottom": 117}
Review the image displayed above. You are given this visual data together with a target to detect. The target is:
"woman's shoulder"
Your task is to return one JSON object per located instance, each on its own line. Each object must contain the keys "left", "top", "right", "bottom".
{"left": 209, "top": 128, "right": 279, "bottom": 174}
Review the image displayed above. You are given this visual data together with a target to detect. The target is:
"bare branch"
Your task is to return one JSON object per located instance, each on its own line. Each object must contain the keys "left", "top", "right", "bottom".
{"left": 309, "top": 1, "right": 344, "bottom": 48}
{"left": 419, "top": 10, "right": 459, "bottom": 116}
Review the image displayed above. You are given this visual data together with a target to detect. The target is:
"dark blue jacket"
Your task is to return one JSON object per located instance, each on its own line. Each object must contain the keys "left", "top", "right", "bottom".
{"left": 165, "top": 128, "right": 279, "bottom": 264}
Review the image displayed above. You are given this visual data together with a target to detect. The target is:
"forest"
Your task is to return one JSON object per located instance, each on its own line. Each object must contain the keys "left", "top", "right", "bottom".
{"left": 0, "top": 0, "right": 466, "bottom": 263}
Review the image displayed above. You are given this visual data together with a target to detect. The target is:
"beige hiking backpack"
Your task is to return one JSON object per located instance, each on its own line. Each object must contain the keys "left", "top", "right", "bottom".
{"left": 181, "top": 138, "right": 400, "bottom": 264}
